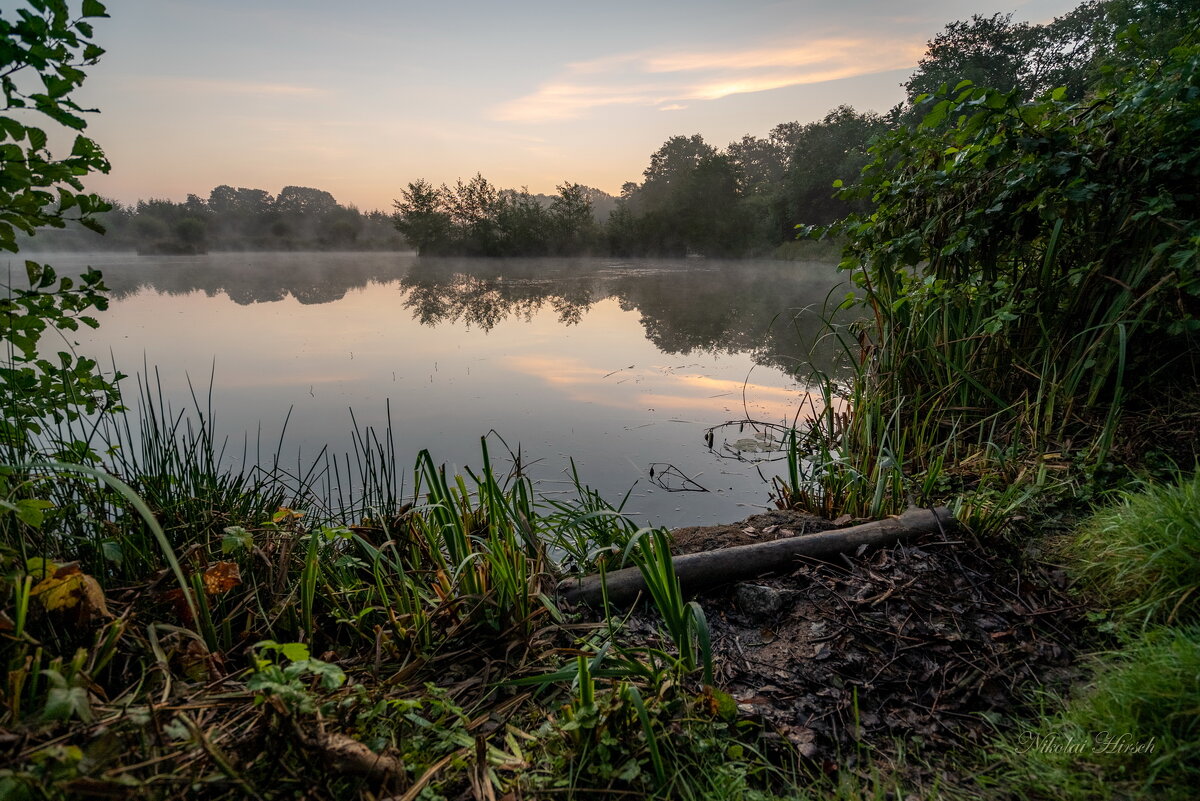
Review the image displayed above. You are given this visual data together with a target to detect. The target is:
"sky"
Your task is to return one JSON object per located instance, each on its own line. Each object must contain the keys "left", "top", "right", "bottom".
{"left": 26, "top": 0, "right": 1083, "bottom": 210}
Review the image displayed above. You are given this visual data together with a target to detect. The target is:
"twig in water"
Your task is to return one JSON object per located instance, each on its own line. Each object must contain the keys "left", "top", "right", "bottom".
{"left": 647, "top": 463, "right": 709, "bottom": 492}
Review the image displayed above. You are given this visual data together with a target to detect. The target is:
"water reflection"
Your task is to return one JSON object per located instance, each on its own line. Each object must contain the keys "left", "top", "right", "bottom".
{"left": 397, "top": 258, "right": 842, "bottom": 373}
{"left": 83, "top": 253, "right": 843, "bottom": 377}
{"left": 96, "top": 252, "right": 408, "bottom": 307}
{"left": 49, "top": 251, "right": 846, "bottom": 526}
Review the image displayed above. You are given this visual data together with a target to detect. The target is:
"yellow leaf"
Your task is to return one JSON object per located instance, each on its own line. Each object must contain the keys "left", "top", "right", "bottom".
{"left": 271, "top": 507, "right": 304, "bottom": 523}
{"left": 31, "top": 563, "right": 110, "bottom": 622}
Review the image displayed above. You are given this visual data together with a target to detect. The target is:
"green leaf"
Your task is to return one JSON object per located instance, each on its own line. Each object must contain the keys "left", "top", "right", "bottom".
{"left": 303, "top": 658, "right": 347, "bottom": 690}
{"left": 81, "top": 0, "right": 108, "bottom": 17}
{"left": 221, "top": 525, "right": 253, "bottom": 553}
{"left": 100, "top": 540, "right": 123, "bottom": 564}
{"left": 277, "top": 642, "right": 311, "bottom": 662}
{"left": 41, "top": 670, "right": 94, "bottom": 723}
{"left": 13, "top": 498, "right": 53, "bottom": 527}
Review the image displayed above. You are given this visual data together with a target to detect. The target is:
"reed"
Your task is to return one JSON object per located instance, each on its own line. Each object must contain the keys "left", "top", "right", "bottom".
{"left": 627, "top": 526, "right": 713, "bottom": 684}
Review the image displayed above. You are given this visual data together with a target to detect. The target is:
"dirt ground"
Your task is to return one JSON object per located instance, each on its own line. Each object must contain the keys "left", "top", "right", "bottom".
{"left": 650, "top": 510, "right": 1093, "bottom": 777}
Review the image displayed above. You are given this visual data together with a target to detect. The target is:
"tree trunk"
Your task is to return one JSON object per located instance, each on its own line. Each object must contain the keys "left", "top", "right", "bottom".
{"left": 558, "top": 506, "right": 959, "bottom": 608}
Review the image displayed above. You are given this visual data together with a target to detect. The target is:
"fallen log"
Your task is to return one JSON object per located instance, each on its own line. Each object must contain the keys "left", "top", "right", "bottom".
{"left": 558, "top": 506, "right": 959, "bottom": 608}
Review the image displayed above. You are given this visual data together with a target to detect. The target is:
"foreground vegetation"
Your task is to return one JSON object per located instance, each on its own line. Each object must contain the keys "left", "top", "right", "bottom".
{"left": 3, "top": 0, "right": 1200, "bottom": 799}
{"left": 985, "top": 476, "right": 1200, "bottom": 800}
{"left": 2, "top": 416, "right": 797, "bottom": 798}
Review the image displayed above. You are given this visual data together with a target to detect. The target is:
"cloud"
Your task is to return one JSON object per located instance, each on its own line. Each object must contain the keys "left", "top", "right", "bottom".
{"left": 493, "top": 36, "right": 923, "bottom": 122}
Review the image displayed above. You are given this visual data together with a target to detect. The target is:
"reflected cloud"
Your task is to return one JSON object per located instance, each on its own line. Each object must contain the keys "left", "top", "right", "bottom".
{"left": 494, "top": 36, "right": 922, "bottom": 122}
{"left": 505, "top": 355, "right": 611, "bottom": 387}
{"left": 658, "top": 373, "right": 799, "bottom": 401}
{"left": 503, "top": 354, "right": 810, "bottom": 421}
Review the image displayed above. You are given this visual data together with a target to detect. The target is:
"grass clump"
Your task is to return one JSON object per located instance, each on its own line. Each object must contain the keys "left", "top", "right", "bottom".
{"left": 992, "top": 625, "right": 1200, "bottom": 801}
{"left": 1068, "top": 473, "right": 1200, "bottom": 629}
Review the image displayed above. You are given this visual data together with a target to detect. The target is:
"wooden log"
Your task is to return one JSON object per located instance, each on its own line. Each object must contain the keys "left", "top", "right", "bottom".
{"left": 557, "top": 506, "right": 959, "bottom": 608}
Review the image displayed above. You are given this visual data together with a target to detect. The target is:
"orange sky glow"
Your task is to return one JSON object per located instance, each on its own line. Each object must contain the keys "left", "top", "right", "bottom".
{"left": 60, "top": 0, "right": 1082, "bottom": 211}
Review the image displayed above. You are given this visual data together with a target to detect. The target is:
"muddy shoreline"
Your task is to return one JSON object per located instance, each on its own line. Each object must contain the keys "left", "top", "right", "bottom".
{"left": 646, "top": 510, "right": 1096, "bottom": 780}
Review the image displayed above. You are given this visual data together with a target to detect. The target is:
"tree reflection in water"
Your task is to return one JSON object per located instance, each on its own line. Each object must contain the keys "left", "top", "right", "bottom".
{"left": 398, "top": 257, "right": 845, "bottom": 375}
{"left": 73, "top": 252, "right": 845, "bottom": 375}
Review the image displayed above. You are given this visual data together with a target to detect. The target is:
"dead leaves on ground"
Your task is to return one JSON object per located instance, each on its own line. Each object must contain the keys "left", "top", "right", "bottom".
{"left": 159, "top": 560, "right": 242, "bottom": 623}
{"left": 28, "top": 559, "right": 111, "bottom": 626}
{"left": 687, "top": 537, "right": 1090, "bottom": 771}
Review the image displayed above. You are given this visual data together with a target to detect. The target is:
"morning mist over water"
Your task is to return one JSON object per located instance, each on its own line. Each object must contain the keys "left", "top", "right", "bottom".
{"left": 48, "top": 251, "right": 844, "bottom": 526}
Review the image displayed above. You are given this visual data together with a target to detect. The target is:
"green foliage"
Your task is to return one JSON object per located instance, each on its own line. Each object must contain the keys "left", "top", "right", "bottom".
{"left": 904, "top": 8, "right": 1104, "bottom": 104}
{"left": 39, "top": 666, "right": 92, "bottom": 723}
{"left": 0, "top": 378, "right": 817, "bottom": 800}
{"left": 393, "top": 174, "right": 606, "bottom": 256}
{"left": 248, "top": 640, "right": 347, "bottom": 715}
{"left": 392, "top": 178, "right": 453, "bottom": 254}
{"left": 628, "top": 527, "right": 714, "bottom": 683}
{"left": 542, "top": 458, "right": 638, "bottom": 573}
{"left": 809, "top": 40, "right": 1200, "bottom": 514}
{"left": 393, "top": 109, "right": 887, "bottom": 259}
{"left": 0, "top": 0, "right": 111, "bottom": 253}
{"left": 27, "top": 185, "right": 404, "bottom": 253}
{"left": 613, "top": 135, "right": 752, "bottom": 257}
{"left": 1, "top": 1, "right": 119, "bottom": 454}
{"left": 778, "top": 106, "right": 890, "bottom": 229}
{"left": 548, "top": 181, "right": 602, "bottom": 254}
{"left": 992, "top": 625, "right": 1200, "bottom": 800}
{"left": 1, "top": 262, "right": 121, "bottom": 449}
{"left": 1069, "top": 473, "right": 1200, "bottom": 629}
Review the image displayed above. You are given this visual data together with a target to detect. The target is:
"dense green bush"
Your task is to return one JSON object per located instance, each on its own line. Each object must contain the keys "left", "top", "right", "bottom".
{"left": 826, "top": 39, "right": 1200, "bottom": 472}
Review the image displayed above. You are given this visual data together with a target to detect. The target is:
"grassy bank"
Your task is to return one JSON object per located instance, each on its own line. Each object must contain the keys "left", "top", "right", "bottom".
{"left": 1, "top": 405, "right": 807, "bottom": 799}
{"left": 982, "top": 475, "right": 1200, "bottom": 800}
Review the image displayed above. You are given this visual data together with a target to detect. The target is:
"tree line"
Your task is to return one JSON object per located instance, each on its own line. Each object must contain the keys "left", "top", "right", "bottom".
{"left": 393, "top": 179, "right": 617, "bottom": 257}
{"left": 396, "top": 0, "right": 1199, "bottom": 259}
{"left": 19, "top": 0, "right": 1193, "bottom": 261}
{"left": 19, "top": 184, "right": 407, "bottom": 253}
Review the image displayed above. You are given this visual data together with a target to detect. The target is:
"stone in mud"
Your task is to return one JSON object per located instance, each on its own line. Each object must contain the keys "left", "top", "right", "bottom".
{"left": 735, "top": 583, "right": 784, "bottom": 617}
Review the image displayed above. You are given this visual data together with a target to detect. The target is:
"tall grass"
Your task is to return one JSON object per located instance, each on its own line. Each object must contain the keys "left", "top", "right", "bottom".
{"left": 627, "top": 526, "right": 713, "bottom": 684}
{"left": 1068, "top": 472, "right": 1200, "bottom": 629}
{"left": 3, "top": 383, "right": 806, "bottom": 799}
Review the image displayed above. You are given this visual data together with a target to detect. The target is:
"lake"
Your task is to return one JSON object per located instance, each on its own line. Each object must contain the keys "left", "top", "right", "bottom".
{"left": 35, "top": 251, "right": 844, "bottom": 527}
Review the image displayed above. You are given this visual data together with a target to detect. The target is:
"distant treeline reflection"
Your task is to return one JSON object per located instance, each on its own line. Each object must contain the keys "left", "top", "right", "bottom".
{"left": 98, "top": 255, "right": 843, "bottom": 374}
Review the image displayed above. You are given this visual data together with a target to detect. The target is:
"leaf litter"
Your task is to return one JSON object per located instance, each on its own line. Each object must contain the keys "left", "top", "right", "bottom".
{"left": 660, "top": 510, "right": 1093, "bottom": 776}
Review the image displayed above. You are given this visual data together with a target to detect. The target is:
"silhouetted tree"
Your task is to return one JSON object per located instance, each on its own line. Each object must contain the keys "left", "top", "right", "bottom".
{"left": 394, "top": 179, "right": 454, "bottom": 255}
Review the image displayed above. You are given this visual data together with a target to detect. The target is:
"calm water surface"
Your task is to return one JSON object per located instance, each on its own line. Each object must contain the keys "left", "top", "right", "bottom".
{"left": 46, "top": 251, "right": 843, "bottom": 527}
